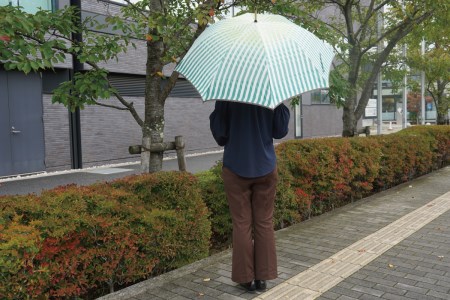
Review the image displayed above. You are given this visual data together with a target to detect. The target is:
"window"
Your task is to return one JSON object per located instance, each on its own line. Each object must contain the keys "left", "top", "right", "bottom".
{"left": 311, "top": 89, "right": 330, "bottom": 104}
{"left": 2, "top": 0, "right": 54, "bottom": 13}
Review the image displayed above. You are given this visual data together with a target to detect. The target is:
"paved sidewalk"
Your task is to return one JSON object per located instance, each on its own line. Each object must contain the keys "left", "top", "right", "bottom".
{"left": 100, "top": 166, "right": 450, "bottom": 300}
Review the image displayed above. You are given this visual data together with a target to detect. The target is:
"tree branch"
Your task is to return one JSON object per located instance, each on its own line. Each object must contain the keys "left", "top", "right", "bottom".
{"left": 85, "top": 61, "right": 145, "bottom": 127}
{"left": 361, "top": 10, "right": 432, "bottom": 56}
{"left": 91, "top": 100, "right": 130, "bottom": 110}
{"left": 160, "top": 22, "right": 208, "bottom": 101}
{"left": 122, "top": 0, "right": 148, "bottom": 19}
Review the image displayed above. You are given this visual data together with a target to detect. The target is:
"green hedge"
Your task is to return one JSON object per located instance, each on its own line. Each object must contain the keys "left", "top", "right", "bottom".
{"left": 276, "top": 125, "right": 450, "bottom": 218}
{"left": 200, "top": 126, "right": 449, "bottom": 248}
{"left": 1, "top": 125, "right": 448, "bottom": 299}
{"left": 0, "top": 172, "right": 210, "bottom": 299}
{"left": 197, "top": 160, "right": 299, "bottom": 249}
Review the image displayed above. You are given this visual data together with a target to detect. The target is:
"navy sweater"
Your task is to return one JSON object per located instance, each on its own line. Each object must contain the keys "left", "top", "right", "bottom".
{"left": 209, "top": 101, "right": 290, "bottom": 178}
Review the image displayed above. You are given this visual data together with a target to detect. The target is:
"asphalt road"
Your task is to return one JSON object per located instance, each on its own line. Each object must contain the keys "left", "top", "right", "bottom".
{"left": 0, "top": 152, "right": 223, "bottom": 196}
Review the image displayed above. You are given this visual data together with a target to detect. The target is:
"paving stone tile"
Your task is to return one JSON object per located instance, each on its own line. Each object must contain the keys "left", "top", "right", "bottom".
{"left": 171, "top": 296, "right": 192, "bottom": 300}
{"left": 327, "top": 286, "right": 363, "bottom": 299}
{"left": 404, "top": 291, "right": 442, "bottom": 300}
{"left": 359, "top": 294, "right": 384, "bottom": 300}
{"left": 372, "top": 284, "right": 407, "bottom": 296}
{"left": 335, "top": 296, "right": 358, "bottom": 300}
{"left": 345, "top": 277, "right": 376, "bottom": 288}
{"left": 415, "top": 265, "right": 446, "bottom": 276}
{"left": 212, "top": 284, "right": 243, "bottom": 297}
{"left": 382, "top": 292, "right": 412, "bottom": 300}
{"left": 394, "top": 283, "right": 429, "bottom": 294}
{"left": 425, "top": 273, "right": 450, "bottom": 283}
{"left": 217, "top": 293, "right": 246, "bottom": 300}
{"left": 361, "top": 276, "right": 395, "bottom": 287}
{"left": 350, "top": 286, "right": 384, "bottom": 297}
{"left": 256, "top": 283, "right": 318, "bottom": 300}
{"left": 318, "top": 290, "right": 341, "bottom": 299}
{"left": 382, "top": 274, "right": 417, "bottom": 286}
{"left": 134, "top": 293, "right": 165, "bottom": 300}
{"left": 415, "top": 282, "right": 450, "bottom": 294}
{"left": 404, "top": 273, "right": 437, "bottom": 285}
{"left": 427, "top": 290, "right": 450, "bottom": 300}
{"left": 436, "top": 280, "right": 450, "bottom": 288}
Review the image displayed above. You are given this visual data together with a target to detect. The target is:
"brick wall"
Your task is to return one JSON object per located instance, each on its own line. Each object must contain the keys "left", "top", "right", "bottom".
{"left": 42, "top": 94, "right": 72, "bottom": 171}
{"left": 77, "top": 97, "right": 296, "bottom": 168}
{"left": 81, "top": 0, "right": 147, "bottom": 75}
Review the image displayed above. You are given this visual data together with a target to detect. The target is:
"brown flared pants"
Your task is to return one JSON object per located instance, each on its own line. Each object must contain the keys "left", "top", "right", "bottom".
{"left": 222, "top": 167, "right": 278, "bottom": 283}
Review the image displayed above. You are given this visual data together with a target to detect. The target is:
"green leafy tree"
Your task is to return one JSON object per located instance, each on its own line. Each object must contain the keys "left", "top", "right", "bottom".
{"left": 0, "top": 1, "right": 239, "bottom": 172}
{"left": 404, "top": 9, "right": 450, "bottom": 125}
{"left": 276, "top": 0, "right": 448, "bottom": 136}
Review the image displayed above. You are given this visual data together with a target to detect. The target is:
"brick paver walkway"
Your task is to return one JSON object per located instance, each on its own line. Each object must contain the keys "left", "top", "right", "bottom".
{"left": 100, "top": 166, "right": 450, "bottom": 300}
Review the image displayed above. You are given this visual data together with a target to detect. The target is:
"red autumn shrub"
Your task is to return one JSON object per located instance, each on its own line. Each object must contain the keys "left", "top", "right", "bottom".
{"left": 0, "top": 171, "right": 210, "bottom": 299}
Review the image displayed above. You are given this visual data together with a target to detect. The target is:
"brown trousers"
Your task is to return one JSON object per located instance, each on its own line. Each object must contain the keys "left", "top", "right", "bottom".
{"left": 222, "top": 167, "right": 278, "bottom": 283}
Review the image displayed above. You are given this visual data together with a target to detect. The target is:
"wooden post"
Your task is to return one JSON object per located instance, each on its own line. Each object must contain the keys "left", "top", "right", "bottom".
{"left": 130, "top": 136, "right": 187, "bottom": 172}
{"left": 141, "top": 136, "right": 151, "bottom": 173}
{"left": 175, "top": 136, "right": 187, "bottom": 172}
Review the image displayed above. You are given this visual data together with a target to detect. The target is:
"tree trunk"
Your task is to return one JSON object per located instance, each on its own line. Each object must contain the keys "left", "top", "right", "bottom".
{"left": 342, "top": 105, "right": 357, "bottom": 137}
{"left": 434, "top": 80, "right": 450, "bottom": 125}
{"left": 437, "top": 112, "right": 446, "bottom": 125}
{"left": 436, "top": 99, "right": 450, "bottom": 125}
{"left": 142, "top": 6, "right": 165, "bottom": 173}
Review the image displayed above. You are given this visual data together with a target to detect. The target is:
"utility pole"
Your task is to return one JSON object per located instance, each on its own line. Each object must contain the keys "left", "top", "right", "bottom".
{"left": 377, "top": 8, "right": 383, "bottom": 135}
{"left": 402, "top": 1, "right": 408, "bottom": 128}
{"left": 420, "top": 38, "right": 426, "bottom": 125}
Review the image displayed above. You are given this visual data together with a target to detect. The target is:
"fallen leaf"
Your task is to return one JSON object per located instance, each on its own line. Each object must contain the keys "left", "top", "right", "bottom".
{"left": 198, "top": 292, "right": 204, "bottom": 296}
{"left": 388, "top": 264, "right": 395, "bottom": 268}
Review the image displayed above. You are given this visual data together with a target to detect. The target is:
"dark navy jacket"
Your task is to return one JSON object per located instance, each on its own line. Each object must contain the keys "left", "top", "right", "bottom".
{"left": 209, "top": 101, "right": 290, "bottom": 178}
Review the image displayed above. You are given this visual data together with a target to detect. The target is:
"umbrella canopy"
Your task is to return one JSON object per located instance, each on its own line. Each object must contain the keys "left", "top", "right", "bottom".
{"left": 175, "top": 13, "right": 335, "bottom": 109}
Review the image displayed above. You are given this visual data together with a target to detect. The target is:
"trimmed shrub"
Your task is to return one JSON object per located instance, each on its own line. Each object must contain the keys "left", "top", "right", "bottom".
{"left": 273, "top": 158, "right": 301, "bottom": 228}
{"left": 196, "top": 162, "right": 231, "bottom": 249}
{"left": 1, "top": 125, "right": 448, "bottom": 299}
{"left": 0, "top": 171, "right": 210, "bottom": 299}
{"left": 275, "top": 125, "right": 450, "bottom": 217}
{"left": 196, "top": 158, "right": 300, "bottom": 249}
{"left": 111, "top": 171, "right": 211, "bottom": 273}
{"left": 399, "top": 125, "right": 450, "bottom": 168}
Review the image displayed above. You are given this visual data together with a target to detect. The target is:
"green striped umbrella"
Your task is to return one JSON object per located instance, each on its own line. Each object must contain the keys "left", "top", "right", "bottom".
{"left": 175, "top": 13, "right": 335, "bottom": 109}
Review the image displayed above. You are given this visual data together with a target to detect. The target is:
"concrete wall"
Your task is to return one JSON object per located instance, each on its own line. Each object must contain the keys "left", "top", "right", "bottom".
{"left": 302, "top": 104, "right": 343, "bottom": 138}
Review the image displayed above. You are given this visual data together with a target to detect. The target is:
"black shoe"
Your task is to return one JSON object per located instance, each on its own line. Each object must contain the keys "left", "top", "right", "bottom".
{"left": 239, "top": 281, "right": 256, "bottom": 292}
{"left": 255, "top": 280, "right": 266, "bottom": 291}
